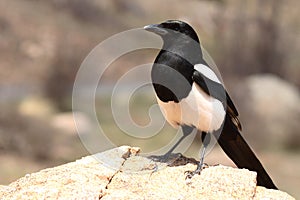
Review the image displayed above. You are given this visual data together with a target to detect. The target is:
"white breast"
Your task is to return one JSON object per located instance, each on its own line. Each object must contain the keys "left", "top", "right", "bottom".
{"left": 156, "top": 83, "right": 226, "bottom": 132}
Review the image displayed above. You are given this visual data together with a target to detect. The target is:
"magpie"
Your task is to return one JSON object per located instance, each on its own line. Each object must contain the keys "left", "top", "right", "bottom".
{"left": 144, "top": 20, "right": 277, "bottom": 189}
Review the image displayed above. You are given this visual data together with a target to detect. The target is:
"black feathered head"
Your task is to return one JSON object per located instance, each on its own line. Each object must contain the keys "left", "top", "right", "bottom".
{"left": 144, "top": 20, "right": 199, "bottom": 43}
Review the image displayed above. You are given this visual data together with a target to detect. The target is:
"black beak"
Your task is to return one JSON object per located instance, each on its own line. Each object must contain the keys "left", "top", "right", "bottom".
{"left": 144, "top": 24, "right": 167, "bottom": 35}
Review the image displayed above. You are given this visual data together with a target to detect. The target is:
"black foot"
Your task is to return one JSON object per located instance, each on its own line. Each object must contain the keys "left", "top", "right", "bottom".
{"left": 148, "top": 153, "right": 183, "bottom": 163}
{"left": 185, "top": 163, "right": 209, "bottom": 179}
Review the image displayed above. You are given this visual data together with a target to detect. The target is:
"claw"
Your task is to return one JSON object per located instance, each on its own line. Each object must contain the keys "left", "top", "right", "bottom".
{"left": 184, "top": 163, "right": 209, "bottom": 180}
{"left": 184, "top": 169, "right": 201, "bottom": 180}
{"left": 202, "top": 163, "right": 209, "bottom": 168}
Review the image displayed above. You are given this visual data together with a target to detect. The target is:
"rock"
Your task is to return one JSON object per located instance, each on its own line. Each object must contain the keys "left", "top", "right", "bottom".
{"left": 51, "top": 112, "right": 92, "bottom": 135}
{"left": 18, "top": 95, "right": 57, "bottom": 118}
{"left": 0, "top": 146, "right": 295, "bottom": 200}
{"left": 235, "top": 74, "right": 300, "bottom": 150}
{"left": 254, "top": 186, "right": 295, "bottom": 200}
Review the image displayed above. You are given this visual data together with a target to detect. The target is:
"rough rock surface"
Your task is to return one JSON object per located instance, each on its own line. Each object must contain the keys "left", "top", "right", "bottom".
{"left": 235, "top": 74, "right": 300, "bottom": 150}
{"left": 0, "top": 146, "right": 295, "bottom": 200}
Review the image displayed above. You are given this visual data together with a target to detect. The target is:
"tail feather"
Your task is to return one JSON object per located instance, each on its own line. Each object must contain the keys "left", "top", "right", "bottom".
{"left": 215, "top": 114, "right": 277, "bottom": 189}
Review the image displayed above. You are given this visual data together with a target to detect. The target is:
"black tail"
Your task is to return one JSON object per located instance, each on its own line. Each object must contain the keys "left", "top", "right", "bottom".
{"left": 215, "top": 115, "right": 277, "bottom": 189}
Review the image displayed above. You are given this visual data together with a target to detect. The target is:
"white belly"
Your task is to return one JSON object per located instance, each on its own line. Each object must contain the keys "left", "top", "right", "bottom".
{"left": 156, "top": 83, "right": 226, "bottom": 132}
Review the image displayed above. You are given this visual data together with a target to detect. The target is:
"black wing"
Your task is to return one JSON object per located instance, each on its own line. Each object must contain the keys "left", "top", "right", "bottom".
{"left": 192, "top": 70, "right": 242, "bottom": 130}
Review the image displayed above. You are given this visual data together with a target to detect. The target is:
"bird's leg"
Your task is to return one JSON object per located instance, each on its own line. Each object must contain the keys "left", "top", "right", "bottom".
{"left": 149, "top": 125, "right": 194, "bottom": 162}
{"left": 198, "top": 132, "right": 211, "bottom": 170}
{"left": 163, "top": 125, "right": 194, "bottom": 157}
{"left": 185, "top": 132, "right": 211, "bottom": 179}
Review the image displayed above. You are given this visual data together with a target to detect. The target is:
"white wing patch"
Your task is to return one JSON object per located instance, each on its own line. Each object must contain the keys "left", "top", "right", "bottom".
{"left": 156, "top": 83, "right": 226, "bottom": 132}
{"left": 194, "top": 64, "right": 221, "bottom": 84}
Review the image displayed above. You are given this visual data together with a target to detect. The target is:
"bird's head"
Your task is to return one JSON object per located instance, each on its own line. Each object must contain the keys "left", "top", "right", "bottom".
{"left": 144, "top": 20, "right": 200, "bottom": 43}
{"left": 144, "top": 20, "right": 203, "bottom": 64}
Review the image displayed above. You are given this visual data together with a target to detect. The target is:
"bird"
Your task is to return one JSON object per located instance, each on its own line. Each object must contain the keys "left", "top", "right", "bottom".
{"left": 144, "top": 20, "right": 277, "bottom": 189}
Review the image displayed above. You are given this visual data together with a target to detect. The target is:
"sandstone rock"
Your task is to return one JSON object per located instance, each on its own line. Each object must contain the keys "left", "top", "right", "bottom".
{"left": 235, "top": 74, "right": 300, "bottom": 150}
{"left": 0, "top": 146, "right": 295, "bottom": 200}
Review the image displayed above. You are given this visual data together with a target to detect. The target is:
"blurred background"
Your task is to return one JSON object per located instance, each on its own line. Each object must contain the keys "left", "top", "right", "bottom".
{"left": 0, "top": 0, "right": 299, "bottom": 197}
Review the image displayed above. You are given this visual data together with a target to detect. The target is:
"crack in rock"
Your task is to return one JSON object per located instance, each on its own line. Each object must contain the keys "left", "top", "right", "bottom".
{"left": 100, "top": 146, "right": 140, "bottom": 199}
